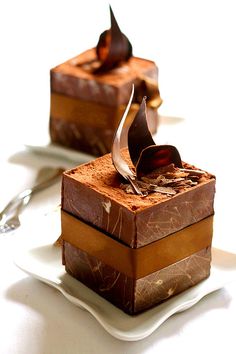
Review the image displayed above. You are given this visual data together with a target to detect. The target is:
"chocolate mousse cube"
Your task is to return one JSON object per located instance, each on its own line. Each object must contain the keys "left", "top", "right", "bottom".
{"left": 50, "top": 49, "right": 162, "bottom": 156}
{"left": 61, "top": 149, "right": 215, "bottom": 314}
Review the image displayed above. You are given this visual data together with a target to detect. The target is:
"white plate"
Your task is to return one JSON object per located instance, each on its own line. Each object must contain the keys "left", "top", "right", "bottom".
{"left": 14, "top": 213, "right": 236, "bottom": 341}
{"left": 25, "top": 142, "right": 94, "bottom": 163}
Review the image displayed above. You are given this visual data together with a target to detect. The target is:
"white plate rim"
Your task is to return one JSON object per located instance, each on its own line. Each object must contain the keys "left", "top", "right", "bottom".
{"left": 14, "top": 239, "right": 236, "bottom": 341}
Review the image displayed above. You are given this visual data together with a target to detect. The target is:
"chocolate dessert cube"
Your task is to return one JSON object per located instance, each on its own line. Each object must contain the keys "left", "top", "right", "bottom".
{"left": 49, "top": 7, "right": 162, "bottom": 156}
{"left": 50, "top": 49, "right": 161, "bottom": 156}
{"left": 61, "top": 149, "right": 215, "bottom": 314}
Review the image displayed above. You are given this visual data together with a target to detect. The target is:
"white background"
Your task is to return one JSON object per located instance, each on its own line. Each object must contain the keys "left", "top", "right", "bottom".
{"left": 0, "top": 0, "right": 236, "bottom": 353}
{"left": 1, "top": 0, "right": 236, "bottom": 148}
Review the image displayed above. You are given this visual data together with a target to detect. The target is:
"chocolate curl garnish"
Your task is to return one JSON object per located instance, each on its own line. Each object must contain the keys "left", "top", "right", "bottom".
{"left": 136, "top": 145, "right": 182, "bottom": 178}
{"left": 128, "top": 97, "right": 155, "bottom": 165}
{"left": 111, "top": 85, "right": 144, "bottom": 196}
{"left": 95, "top": 5, "right": 132, "bottom": 73}
{"left": 128, "top": 97, "right": 182, "bottom": 179}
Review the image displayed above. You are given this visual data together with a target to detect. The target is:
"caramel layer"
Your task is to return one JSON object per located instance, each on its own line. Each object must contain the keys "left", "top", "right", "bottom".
{"left": 61, "top": 210, "right": 213, "bottom": 279}
{"left": 50, "top": 92, "right": 159, "bottom": 129}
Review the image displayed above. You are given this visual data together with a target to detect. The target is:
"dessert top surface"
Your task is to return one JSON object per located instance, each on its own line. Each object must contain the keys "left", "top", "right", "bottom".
{"left": 63, "top": 149, "right": 215, "bottom": 213}
{"left": 51, "top": 49, "right": 157, "bottom": 87}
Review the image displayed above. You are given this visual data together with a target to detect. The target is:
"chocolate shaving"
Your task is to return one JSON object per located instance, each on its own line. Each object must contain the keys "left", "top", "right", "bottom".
{"left": 120, "top": 183, "right": 135, "bottom": 194}
{"left": 141, "top": 175, "right": 164, "bottom": 185}
{"left": 179, "top": 168, "right": 206, "bottom": 176}
{"left": 95, "top": 6, "right": 132, "bottom": 73}
{"left": 145, "top": 164, "right": 176, "bottom": 177}
{"left": 165, "top": 171, "right": 189, "bottom": 179}
{"left": 137, "top": 180, "right": 176, "bottom": 195}
{"left": 121, "top": 164, "right": 202, "bottom": 196}
{"left": 149, "top": 185, "right": 176, "bottom": 195}
{"left": 188, "top": 175, "right": 200, "bottom": 181}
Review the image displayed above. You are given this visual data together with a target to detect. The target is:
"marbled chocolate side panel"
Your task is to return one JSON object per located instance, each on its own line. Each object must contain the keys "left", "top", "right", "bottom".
{"left": 63, "top": 241, "right": 134, "bottom": 314}
{"left": 136, "top": 179, "right": 216, "bottom": 247}
{"left": 49, "top": 89, "right": 158, "bottom": 157}
{"left": 63, "top": 241, "right": 211, "bottom": 315}
{"left": 50, "top": 49, "right": 159, "bottom": 106}
{"left": 51, "top": 71, "right": 119, "bottom": 106}
{"left": 134, "top": 247, "right": 211, "bottom": 312}
{"left": 50, "top": 104, "right": 158, "bottom": 157}
{"left": 62, "top": 176, "right": 215, "bottom": 248}
{"left": 50, "top": 117, "right": 114, "bottom": 156}
{"left": 62, "top": 177, "right": 137, "bottom": 247}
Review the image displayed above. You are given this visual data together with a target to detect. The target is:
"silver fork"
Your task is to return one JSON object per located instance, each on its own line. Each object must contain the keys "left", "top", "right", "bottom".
{"left": 0, "top": 166, "right": 64, "bottom": 234}
{"left": 0, "top": 199, "right": 26, "bottom": 233}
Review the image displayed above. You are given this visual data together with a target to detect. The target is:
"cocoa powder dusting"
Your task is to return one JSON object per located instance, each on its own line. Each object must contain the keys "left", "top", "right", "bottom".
{"left": 64, "top": 149, "right": 215, "bottom": 212}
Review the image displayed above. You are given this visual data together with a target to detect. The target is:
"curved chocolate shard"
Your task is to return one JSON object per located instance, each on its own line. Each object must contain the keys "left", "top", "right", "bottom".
{"left": 136, "top": 145, "right": 183, "bottom": 178}
{"left": 95, "top": 5, "right": 132, "bottom": 73}
{"left": 128, "top": 97, "right": 155, "bottom": 166}
{"left": 111, "top": 85, "right": 144, "bottom": 196}
{"left": 111, "top": 85, "right": 135, "bottom": 179}
{"left": 127, "top": 91, "right": 182, "bottom": 178}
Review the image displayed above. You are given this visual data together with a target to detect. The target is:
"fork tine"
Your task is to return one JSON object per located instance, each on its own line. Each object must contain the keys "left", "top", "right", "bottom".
{"left": 0, "top": 166, "right": 63, "bottom": 224}
{"left": 0, "top": 225, "right": 9, "bottom": 233}
{"left": 0, "top": 199, "right": 24, "bottom": 234}
{"left": 0, "top": 216, "right": 20, "bottom": 234}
